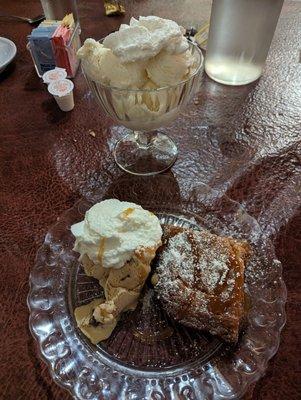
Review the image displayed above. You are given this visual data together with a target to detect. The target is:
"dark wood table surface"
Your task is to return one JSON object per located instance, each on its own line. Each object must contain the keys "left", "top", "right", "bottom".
{"left": 0, "top": 0, "right": 300, "bottom": 399}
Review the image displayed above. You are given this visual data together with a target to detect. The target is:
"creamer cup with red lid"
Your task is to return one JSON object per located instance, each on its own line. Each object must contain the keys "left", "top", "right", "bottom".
{"left": 42, "top": 68, "right": 67, "bottom": 84}
{"left": 48, "top": 79, "right": 74, "bottom": 111}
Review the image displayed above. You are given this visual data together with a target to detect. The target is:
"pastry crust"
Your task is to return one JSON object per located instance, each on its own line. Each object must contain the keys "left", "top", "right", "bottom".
{"left": 155, "top": 226, "right": 250, "bottom": 343}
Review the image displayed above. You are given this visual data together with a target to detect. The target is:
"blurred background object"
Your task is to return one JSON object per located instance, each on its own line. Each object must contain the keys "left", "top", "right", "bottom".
{"left": 0, "top": 13, "right": 45, "bottom": 25}
{"left": 104, "top": 0, "right": 125, "bottom": 16}
{"left": 40, "top": 0, "right": 79, "bottom": 23}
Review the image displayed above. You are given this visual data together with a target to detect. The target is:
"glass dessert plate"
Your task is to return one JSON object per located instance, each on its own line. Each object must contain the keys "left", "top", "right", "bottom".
{"left": 28, "top": 179, "right": 286, "bottom": 400}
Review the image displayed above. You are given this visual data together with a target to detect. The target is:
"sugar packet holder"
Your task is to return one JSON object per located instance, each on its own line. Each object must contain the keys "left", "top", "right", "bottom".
{"left": 27, "top": 23, "right": 81, "bottom": 78}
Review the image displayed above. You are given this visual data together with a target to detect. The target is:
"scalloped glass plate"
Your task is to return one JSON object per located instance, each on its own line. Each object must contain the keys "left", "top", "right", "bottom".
{"left": 28, "top": 177, "right": 286, "bottom": 399}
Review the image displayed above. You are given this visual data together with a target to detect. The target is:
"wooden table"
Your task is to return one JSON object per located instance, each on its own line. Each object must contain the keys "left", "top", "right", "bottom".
{"left": 0, "top": 0, "right": 300, "bottom": 399}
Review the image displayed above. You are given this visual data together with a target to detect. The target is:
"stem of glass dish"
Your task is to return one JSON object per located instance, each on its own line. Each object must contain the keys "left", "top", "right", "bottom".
{"left": 134, "top": 131, "right": 156, "bottom": 150}
{"left": 114, "top": 130, "right": 178, "bottom": 175}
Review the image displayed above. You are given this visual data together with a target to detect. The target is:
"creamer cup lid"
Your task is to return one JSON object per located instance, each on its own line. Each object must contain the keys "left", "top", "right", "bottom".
{"left": 48, "top": 79, "right": 74, "bottom": 97}
{"left": 43, "top": 67, "right": 67, "bottom": 84}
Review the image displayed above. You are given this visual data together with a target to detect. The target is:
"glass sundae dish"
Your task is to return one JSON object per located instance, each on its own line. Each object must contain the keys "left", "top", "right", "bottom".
{"left": 78, "top": 16, "right": 204, "bottom": 175}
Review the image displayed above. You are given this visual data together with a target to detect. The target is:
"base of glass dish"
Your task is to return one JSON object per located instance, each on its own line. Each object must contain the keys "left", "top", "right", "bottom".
{"left": 113, "top": 131, "right": 178, "bottom": 176}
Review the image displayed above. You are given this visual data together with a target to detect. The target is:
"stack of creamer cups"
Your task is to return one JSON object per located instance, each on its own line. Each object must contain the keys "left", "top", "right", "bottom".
{"left": 43, "top": 67, "right": 74, "bottom": 112}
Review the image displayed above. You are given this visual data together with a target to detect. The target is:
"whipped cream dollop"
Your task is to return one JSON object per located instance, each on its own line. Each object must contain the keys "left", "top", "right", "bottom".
{"left": 71, "top": 199, "right": 162, "bottom": 269}
{"left": 103, "top": 16, "right": 189, "bottom": 63}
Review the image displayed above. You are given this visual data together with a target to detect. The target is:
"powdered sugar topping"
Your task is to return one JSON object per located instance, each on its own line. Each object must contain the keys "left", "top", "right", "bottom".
{"left": 157, "top": 230, "right": 231, "bottom": 296}
{"left": 159, "top": 232, "right": 194, "bottom": 284}
{"left": 195, "top": 234, "right": 229, "bottom": 293}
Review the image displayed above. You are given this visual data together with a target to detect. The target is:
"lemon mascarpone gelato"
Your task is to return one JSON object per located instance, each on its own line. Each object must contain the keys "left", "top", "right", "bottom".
{"left": 77, "top": 39, "right": 147, "bottom": 89}
{"left": 77, "top": 16, "right": 201, "bottom": 130}
{"left": 77, "top": 16, "right": 196, "bottom": 89}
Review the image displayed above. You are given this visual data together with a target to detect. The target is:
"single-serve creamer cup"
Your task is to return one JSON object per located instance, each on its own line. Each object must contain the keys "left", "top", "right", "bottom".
{"left": 48, "top": 79, "right": 74, "bottom": 112}
{"left": 42, "top": 68, "right": 67, "bottom": 85}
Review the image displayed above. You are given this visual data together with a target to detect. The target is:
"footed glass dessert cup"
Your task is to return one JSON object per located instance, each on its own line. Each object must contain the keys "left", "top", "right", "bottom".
{"left": 84, "top": 41, "right": 204, "bottom": 175}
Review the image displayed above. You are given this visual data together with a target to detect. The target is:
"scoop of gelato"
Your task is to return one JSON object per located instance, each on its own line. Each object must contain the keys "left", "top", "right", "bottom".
{"left": 77, "top": 38, "right": 147, "bottom": 88}
{"left": 146, "top": 50, "right": 193, "bottom": 87}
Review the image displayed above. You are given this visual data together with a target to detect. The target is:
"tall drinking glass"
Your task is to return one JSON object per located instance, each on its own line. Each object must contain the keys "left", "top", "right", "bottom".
{"left": 205, "top": 0, "right": 284, "bottom": 85}
{"left": 40, "top": 0, "right": 79, "bottom": 22}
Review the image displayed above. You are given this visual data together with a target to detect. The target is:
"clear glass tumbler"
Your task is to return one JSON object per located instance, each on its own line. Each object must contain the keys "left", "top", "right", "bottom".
{"left": 205, "top": 0, "right": 284, "bottom": 85}
{"left": 40, "top": 0, "right": 79, "bottom": 22}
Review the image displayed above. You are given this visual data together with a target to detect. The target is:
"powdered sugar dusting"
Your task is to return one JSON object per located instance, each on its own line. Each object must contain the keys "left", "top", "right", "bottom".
{"left": 158, "top": 232, "right": 194, "bottom": 285}
{"left": 193, "top": 231, "right": 229, "bottom": 293}
{"left": 157, "top": 230, "right": 231, "bottom": 297}
{"left": 155, "top": 225, "right": 249, "bottom": 342}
